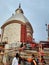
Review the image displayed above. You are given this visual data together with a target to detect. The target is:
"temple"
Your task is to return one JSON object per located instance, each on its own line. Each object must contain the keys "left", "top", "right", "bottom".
{"left": 0, "top": 4, "right": 49, "bottom": 65}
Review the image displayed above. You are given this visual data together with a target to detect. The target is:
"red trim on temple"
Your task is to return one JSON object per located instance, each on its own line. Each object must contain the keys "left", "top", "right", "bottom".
{"left": 21, "top": 24, "right": 27, "bottom": 42}
{"left": 27, "top": 35, "right": 32, "bottom": 42}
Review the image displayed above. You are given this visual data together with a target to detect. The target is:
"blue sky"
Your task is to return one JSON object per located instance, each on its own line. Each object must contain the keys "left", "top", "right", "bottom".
{"left": 0, "top": 0, "right": 49, "bottom": 42}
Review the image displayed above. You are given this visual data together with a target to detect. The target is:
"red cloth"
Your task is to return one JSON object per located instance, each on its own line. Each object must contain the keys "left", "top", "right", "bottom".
{"left": 18, "top": 64, "right": 20, "bottom": 65}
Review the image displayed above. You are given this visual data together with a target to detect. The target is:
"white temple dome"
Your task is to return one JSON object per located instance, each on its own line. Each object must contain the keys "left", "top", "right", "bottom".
{"left": 3, "top": 4, "right": 29, "bottom": 24}
{"left": 6, "top": 13, "right": 29, "bottom": 23}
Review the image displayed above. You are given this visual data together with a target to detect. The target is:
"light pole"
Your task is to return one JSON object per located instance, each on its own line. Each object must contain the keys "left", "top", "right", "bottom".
{"left": 45, "top": 24, "right": 49, "bottom": 41}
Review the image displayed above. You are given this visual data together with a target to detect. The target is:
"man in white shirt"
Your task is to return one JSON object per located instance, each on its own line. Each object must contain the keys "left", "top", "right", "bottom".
{"left": 12, "top": 53, "right": 19, "bottom": 65}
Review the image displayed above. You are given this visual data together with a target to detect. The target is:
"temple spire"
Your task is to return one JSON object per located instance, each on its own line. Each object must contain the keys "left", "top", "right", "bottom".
{"left": 15, "top": 3, "right": 24, "bottom": 14}
{"left": 19, "top": 3, "right": 21, "bottom": 8}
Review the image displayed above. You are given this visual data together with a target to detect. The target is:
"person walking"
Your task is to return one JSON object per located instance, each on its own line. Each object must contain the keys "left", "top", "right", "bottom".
{"left": 41, "top": 56, "right": 46, "bottom": 65}
{"left": 12, "top": 53, "right": 19, "bottom": 65}
{"left": 31, "top": 54, "right": 37, "bottom": 65}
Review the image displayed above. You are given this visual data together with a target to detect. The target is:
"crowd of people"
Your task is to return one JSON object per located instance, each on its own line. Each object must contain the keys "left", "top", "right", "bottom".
{"left": 12, "top": 53, "right": 37, "bottom": 65}
{"left": 12, "top": 53, "right": 46, "bottom": 65}
{"left": 12, "top": 43, "right": 46, "bottom": 65}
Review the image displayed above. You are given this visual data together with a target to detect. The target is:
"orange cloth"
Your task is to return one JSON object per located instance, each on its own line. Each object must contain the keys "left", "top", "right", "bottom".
{"left": 27, "top": 58, "right": 32, "bottom": 62}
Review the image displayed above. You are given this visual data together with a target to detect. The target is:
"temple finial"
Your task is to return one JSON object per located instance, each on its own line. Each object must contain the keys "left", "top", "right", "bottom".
{"left": 15, "top": 3, "right": 24, "bottom": 14}
{"left": 19, "top": 3, "right": 21, "bottom": 8}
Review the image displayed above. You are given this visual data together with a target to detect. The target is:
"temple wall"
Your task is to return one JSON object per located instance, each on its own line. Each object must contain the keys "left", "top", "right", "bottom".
{"left": 2, "top": 23, "right": 21, "bottom": 44}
